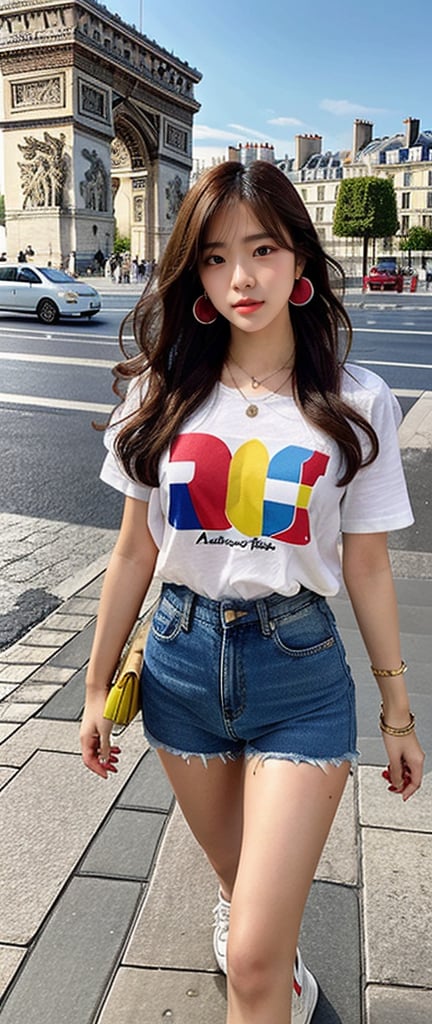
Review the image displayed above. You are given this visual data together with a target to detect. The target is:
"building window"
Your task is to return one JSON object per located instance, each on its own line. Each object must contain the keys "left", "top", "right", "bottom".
{"left": 428, "top": 170, "right": 432, "bottom": 186}
{"left": 422, "top": 215, "right": 432, "bottom": 229}
{"left": 401, "top": 215, "right": 410, "bottom": 234}
{"left": 316, "top": 207, "right": 324, "bottom": 223}
{"left": 401, "top": 192, "right": 410, "bottom": 209}
{"left": 317, "top": 185, "right": 325, "bottom": 201}
{"left": 301, "top": 189, "right": 307, "bottom": 201}
{"left": 403, "top": 171, "right": 412, "bottom": 187}
{"left": 427, "top": 192, "right": 432, "bottom": 209}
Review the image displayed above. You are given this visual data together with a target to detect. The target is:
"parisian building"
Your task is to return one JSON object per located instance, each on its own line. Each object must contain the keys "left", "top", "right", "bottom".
{"left": 192, "top": 118, "right": 432, "bottom": 277}
{"left": 288, "top": 117, "right": 432, "bottom": 275}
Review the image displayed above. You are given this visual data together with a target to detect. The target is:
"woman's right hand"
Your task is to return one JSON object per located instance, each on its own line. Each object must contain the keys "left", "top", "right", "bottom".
{"left": 80, "top": 691, "right": 121, "bottom": 779}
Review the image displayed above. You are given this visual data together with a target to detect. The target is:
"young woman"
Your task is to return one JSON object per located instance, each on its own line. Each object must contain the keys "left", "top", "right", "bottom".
{"left": 80, "top": 161, "right": 424, "bottom": 1024}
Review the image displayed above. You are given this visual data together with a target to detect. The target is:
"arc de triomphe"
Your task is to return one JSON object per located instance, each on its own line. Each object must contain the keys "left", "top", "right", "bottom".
{"left": 0, "top": 0, "right": 201, "bottom": 268}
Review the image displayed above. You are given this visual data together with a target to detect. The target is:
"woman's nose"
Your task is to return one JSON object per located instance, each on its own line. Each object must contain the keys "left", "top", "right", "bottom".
{"left": 231, "top": 261, "right": 255, "bottom": 289}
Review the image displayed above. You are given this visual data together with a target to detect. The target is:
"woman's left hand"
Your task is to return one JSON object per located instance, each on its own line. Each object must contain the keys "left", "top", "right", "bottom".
{"left": 381, "top": 731, "right": 425, "bottom": 801}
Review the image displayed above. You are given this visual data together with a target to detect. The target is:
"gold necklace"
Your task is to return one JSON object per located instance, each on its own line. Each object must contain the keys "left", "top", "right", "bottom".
{"left": 229, "top": 352, "right": 291, "bottom": 390}
{"left": 225, "top": 363, "right": 293, "bottom": 417}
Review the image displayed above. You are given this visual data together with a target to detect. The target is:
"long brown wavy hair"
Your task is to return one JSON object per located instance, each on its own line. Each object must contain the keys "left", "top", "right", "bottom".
{"left": 111, "top": 160, "right": 378, "bottom": 487}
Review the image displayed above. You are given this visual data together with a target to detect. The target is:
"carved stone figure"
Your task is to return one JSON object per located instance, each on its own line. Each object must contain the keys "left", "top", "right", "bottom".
{"left": 111, "top": 137, "right": 130, "bottom": 168}
{"left": 133, "top": 196, "right": 144, "bottom": 223}
{"left": 165, "top": 175, "right": 185, "bottom": 221}
{"left": 12, "top": 76, "right": 63, "bottom": 109}
{"left": 18, "top": 132, "right": 67, "bottom": 208}
{"left": 80, "top": 148, "right": 109, "bottom": 211}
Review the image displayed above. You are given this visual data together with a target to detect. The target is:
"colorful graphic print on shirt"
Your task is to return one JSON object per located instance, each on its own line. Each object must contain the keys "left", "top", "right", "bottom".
{"left": 167, "top": 434, "right": 330, "bottom": 546}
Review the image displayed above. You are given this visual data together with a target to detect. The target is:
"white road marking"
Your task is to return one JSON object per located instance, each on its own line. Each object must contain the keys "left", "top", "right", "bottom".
{"left": 0, "top": 326, "right": 118, "bottom": 343}
{"left": 0, "top": 388, "right": 422, "bottom": 414}
{"left": 0, "top": 351, "right": 113, "bottom": 368}
{"left": 0, "top": 393, "right": 113, "bottom": 412}
{"left": 354, "top": 328, "right": 432, "bottom": 336}
{"left": 356, "top": 359, "right": 432, "bottom": 370}
{"left": 391, "top": 389, "right": 423, "bottom": 397}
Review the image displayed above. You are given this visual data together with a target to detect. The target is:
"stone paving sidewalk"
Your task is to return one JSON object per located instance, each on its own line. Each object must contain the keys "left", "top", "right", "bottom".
{"left": 0, "top": 556, "right": 431, "bottom": 1024}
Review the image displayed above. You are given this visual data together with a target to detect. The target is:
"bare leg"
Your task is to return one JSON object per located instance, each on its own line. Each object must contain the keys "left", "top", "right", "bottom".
{"left": 227, "top": 757, "right": 351, "bottom": 1024}
{"left": 157, "top": 749, "right": 245, "bottom": 898}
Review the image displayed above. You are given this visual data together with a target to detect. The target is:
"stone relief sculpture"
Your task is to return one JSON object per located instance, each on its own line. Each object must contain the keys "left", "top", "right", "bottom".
{"left": 80, "top": 82, "right": 106, "bottom": 119}
{"left": 111, "top": 137, "right": 130, "bottom": 168}
{"left": 12, "top": 76, "right": 63, "bottom": 109}
{"left": 18, "top": 132, "right": 67, "bottom": 208}
{"left": 165, "top": 175, "right": 185, "bottom": 221}
{"left": 133, "top": 196, "right": 144, "bottom": 223}
{"left": 80, "top": 149, "right": 109, "bottom": 211}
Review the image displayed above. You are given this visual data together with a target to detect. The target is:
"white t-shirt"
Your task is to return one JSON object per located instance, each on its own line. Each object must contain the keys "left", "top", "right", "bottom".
{"left": 100, "top": 365, "right": 413, "bottom": 600}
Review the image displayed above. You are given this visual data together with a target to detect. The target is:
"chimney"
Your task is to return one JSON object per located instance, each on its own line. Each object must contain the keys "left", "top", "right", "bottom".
{"left": 294, "top": 134, "right": 322, "bottom": 171}
{"left": 403, "top": 117, "right": 420, "bottom": 148}
{"left": 352, "top": 119, "right": 373, "bottom": 158}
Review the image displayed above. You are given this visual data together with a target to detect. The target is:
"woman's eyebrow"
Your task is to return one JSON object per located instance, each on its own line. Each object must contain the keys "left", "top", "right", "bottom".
{"left": 201, "top": 232, "right": 273, "bottom": 251}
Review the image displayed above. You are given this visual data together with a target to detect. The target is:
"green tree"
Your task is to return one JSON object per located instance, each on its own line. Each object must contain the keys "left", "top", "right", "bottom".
{"left": 113, "top": 222, "right": 130, "bottom": 255}
{"left": 333, "top": 177, "right": 399, "bottom": 278}
{"left": 399, "top": 226, "right": 432, "bottom": 252}
{"left": 0, "top": 194, "right": 5, "bottom": 226}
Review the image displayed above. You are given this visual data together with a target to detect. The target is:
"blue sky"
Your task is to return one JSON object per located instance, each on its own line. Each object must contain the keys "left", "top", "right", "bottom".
{"left": 105, "top": 0, "right": 431, "bottom": 164}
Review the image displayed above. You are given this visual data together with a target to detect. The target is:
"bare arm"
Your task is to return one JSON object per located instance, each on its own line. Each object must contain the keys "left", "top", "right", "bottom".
{"left": 80, "top": 496, "right": 158, "bottom": 777}
{"left": 342, "top": 531, "right": 424, "bottom": 800}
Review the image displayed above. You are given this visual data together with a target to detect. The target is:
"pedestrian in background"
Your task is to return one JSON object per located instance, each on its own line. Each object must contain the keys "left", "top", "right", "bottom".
{"left": 81, "top": 161, "right": 424, "bottom": 1024}
{"left": 426, "top": 259, "right": 432, "bottom": 290}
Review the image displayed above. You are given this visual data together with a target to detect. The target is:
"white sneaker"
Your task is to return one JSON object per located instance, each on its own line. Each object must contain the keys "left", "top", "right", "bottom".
{"left": 212, "top": 891, "right": 319, "bottom": 1023}
{"left": 212, "top": 889, "right": 230, "bottom": 972}
{"left": 292, "top": 947, "right": 319, "bottom": 1023}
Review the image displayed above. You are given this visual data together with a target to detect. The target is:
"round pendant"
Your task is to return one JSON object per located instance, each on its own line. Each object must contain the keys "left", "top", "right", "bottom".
{"left": 251, "top": 378, "right": 259, "bottom": 389}
{"left": 246, "top": 404, "right": 259, "bottom": 417}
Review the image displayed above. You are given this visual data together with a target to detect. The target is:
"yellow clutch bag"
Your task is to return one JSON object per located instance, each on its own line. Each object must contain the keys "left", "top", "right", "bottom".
{"left": 103, "top": 617, "right": 152, "bottom": 726}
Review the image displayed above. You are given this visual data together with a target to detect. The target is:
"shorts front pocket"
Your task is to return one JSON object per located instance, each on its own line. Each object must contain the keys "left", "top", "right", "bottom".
{"left": 270, "top": 601, "right": 337, "bottom": 658}
{"left": 151, "top": 597, "right": 183, "bottom": 643}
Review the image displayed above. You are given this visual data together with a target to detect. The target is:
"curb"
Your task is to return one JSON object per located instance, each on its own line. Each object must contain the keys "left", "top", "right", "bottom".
{"left": 54, "top": 551, "right": 111, "bottom": 601}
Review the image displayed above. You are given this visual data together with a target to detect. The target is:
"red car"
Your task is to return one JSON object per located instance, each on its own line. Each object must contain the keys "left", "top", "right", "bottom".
{"left": 363, "top": 257, "right": 403, "bottom": 292}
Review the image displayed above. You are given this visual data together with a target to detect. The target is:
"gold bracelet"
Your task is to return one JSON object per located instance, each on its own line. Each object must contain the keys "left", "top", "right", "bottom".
{"left": 379, "top": 707, "right": 415, "bottom": 736}
{"left": 370, "top": 659, "right": 407, "bottom": 677}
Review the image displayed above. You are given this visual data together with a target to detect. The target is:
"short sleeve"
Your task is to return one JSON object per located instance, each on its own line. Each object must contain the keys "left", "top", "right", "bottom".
{"left": 340, "top": 376, "right": 414, "bottom": 533}
{"left": 99, "top": 377, "right": 153, "bottom": 502}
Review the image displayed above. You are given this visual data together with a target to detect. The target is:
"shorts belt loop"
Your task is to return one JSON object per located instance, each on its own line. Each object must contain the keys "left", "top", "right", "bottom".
{"left": 256, "top": 599, "right": 272, "bottom": 637}
{"left": 180, "top": 589, "right": 196, "bottom": 632}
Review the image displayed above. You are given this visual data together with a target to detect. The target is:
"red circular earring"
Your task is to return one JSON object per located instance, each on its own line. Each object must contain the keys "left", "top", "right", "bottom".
{"left": 289, "top": 277, "right": 314, "bottom": 307}
{"left": 192, "top": 293, "right": 218, "bottom": 324}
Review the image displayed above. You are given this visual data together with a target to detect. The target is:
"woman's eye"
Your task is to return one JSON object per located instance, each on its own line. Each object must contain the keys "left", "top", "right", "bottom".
{"left": 255, "top": 245, "right": 274, "bottom": 257}
{"left": 207, "top": 254, "right": 224, "bottom": 265}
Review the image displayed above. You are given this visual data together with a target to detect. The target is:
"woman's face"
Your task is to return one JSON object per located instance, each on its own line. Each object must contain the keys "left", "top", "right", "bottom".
{"left": 198, "top": 202, "right": 304, "bottom": 337}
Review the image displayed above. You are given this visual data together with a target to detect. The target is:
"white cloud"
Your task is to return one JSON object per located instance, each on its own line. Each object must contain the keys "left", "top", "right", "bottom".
{"left": 228, "top": 122, "right": 273, "bottom": 142}
{"left": 268, "top": 116, "right": 303, "bottom": 127}
{"left": 192, "top": 145, "right": 228, "bottom": 165}
{"left": 193, "top": 124, "right": 249, "bottom": 143}
{"left": 192, "top": 122, "right": 296, "bottom": 165}
{"left": 320, "top": 98, "right": 389, "bottom": 117}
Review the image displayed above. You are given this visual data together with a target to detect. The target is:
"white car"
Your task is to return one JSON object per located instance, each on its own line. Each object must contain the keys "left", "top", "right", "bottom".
{"left": 0, "top": 264, "right": 101, "bottom": 324}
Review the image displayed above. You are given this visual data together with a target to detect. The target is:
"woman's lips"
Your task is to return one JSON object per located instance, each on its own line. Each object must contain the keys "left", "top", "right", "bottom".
{"left": 233, "top": 301, "right": 264, "bottom": 314}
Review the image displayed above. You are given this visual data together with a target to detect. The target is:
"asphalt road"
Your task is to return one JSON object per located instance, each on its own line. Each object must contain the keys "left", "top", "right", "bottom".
{"left": 1, "top": 285, "right": 431, "bottom": 527}
{"left": 0, "top": 283, "right": 431, "bottom": 647}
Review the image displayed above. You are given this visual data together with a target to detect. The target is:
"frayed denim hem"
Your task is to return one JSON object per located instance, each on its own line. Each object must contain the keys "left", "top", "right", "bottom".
{"left": 246, "top": 748, "right": 360, "bottom": 773}
{"left": 143, "top": 727, "right": 242, "bottom": 768}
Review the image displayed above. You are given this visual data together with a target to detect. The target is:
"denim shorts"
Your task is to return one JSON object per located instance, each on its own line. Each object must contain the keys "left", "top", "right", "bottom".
{"left": 141, "top": 583, "right": 357, "bottom": 768}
